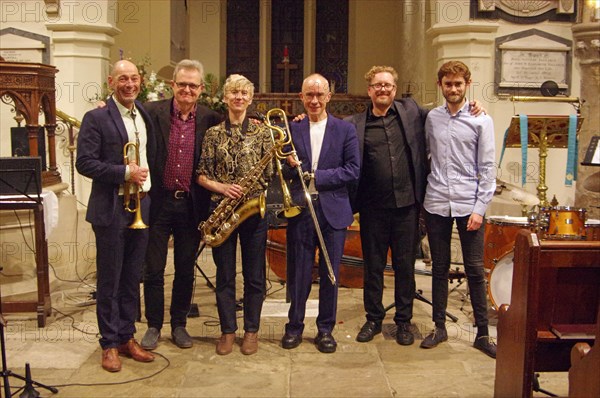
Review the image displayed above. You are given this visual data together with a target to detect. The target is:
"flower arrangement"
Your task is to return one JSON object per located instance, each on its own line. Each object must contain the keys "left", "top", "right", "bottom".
{"left": 198, "top": 72, "right": 227, "bottom": 113}
{"left": 136, "top": 56, "right": 172, "bottom": 103}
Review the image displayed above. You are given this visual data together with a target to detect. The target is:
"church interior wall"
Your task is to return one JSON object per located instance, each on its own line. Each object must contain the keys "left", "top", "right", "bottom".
{"left": 1, "top": 0, "right": 597, "bottom": 302}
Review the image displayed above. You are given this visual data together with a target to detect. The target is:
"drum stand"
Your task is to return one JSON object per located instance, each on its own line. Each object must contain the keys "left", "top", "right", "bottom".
{"left": 0, "top": 295, "right": 58, "bottom": 397}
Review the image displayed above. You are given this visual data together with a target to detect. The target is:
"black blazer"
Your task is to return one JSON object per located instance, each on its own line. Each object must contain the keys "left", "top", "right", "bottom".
{"left": 76, "top": 97, "right": 156, "bottom": 227}
{"left": 143, "top": 99, "right": 223, "bottom": 225}
{"left": 344, "top": 98, "right": 429, "bottom": 211}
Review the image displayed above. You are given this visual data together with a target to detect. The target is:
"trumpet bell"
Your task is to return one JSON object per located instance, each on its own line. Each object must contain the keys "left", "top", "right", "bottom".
{"left": 128, "top": 212, "right": 149, "bottom": 229}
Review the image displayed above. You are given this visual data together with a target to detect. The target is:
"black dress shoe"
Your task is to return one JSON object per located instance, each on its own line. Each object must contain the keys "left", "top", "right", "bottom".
{"left": 314, "top": 332, "right": 337, "bottom": 353}
{"left": 281, "top": 333, "right": 302, "bottom": 349}
{"left": 356, "top": 321, "right": 382, "bottom": 343}
{"left": 395, "top": 322, "right": 415, "bottom": 346}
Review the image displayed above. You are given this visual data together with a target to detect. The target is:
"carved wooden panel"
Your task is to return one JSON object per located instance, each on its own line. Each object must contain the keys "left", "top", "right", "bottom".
{"left": 0, "top": 61, "right": 60, "bottom": 186}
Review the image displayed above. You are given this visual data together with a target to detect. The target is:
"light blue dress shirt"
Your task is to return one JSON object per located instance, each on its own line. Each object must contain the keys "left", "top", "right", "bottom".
{"left": 423, "top": 100, "right": 496, "bottom": 218}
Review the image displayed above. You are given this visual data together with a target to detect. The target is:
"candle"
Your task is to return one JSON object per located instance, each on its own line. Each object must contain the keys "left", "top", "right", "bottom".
{"left": 284, "top": 46, "right": 289, "bottom": 58}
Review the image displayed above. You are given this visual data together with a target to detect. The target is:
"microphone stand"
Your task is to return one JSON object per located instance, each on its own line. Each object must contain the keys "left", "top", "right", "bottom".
{"left": 0, "top": 294, "right": 58, "bottom": 397}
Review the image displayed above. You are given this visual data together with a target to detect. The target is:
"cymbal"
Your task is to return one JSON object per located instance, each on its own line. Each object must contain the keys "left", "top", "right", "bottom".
{"left": 494, "top": 179, "right": 540, "bottom": 206}
{"left": 583, "top": 171, "right": 600, "bottom": 193}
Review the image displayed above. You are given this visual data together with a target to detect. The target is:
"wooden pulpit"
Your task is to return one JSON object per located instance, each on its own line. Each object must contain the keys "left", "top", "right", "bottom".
{"left": 0, "top": 60, "right": 61, "bottom": 187}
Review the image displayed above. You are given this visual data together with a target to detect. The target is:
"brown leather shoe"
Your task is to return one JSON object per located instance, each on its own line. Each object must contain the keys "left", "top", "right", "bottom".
{"left": 118, "top": 338, "right": 155, "bottom": 362}
{"left": 216, "top": 333, "right": 236, "bottom": 355}
{"left": 102, "top": 348, "right": 121, "bottom": 372}
{"left": 241, "top": 332, "right": 258, "bottom": 355}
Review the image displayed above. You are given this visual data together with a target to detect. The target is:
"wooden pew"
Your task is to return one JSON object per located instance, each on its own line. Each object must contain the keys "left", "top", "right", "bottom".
{"left": 568, "top": 306, "right": 600, "bottom": 398}
{"left": 494, "top": 231, "right": 600, "bottom": 398}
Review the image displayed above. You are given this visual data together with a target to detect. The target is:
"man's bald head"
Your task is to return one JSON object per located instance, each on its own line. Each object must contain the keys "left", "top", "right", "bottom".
{"left": 300, "top": 73, "right": 331, "bottom": 122}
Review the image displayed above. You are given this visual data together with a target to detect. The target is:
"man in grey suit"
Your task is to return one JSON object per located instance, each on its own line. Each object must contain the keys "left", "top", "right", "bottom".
{"left": 281, "top": 74, "right": 360, "bottom": 354}
{"left": 76, "top": 60, "right": 156, "bottom": 372}
{"left": 141, "top": 59, "right": 222, "bottom": 350}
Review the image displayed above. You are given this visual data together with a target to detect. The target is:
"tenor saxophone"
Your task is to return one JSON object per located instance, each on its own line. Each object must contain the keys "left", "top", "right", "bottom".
{"left": 198, "top": 126, "right": 286, "bottom": 247}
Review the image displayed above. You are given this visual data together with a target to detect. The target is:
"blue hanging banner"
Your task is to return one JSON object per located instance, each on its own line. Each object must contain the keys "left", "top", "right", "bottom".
{"left": 519, "top": 115, "right": 528, "bottom": 187}
{"left": 565, "top": 114, "right": 578, "bottom": 186}
{"left": 498, "top": 127, "right": 509, "bottom": 167}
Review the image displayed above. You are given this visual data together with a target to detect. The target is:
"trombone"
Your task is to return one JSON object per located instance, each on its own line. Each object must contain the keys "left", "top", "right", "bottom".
{"left": 123, "top": 140, "right": 148, "bottom": 229}
{"left": 265, "top": 108, "right": 336, "bottom": 285}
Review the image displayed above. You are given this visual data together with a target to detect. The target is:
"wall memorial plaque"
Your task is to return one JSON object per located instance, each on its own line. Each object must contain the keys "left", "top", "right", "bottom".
{"left": 495, "top": 29, "right": 572, "bottom": 96}
{"left": 0, "top": 28, "right": 50, "bottom": 64}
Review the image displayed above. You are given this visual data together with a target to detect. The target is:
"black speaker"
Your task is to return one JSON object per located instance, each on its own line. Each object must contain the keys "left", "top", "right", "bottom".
{"left": 10, "top": 127, "right": 47, "bottom": 170}
{"left": 0, "top": 157, "right": 42, "bottom": 196}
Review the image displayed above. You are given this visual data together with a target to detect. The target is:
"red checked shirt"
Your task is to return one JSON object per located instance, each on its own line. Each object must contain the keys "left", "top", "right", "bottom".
{"left": 162, "top": 101, "right": 197, "bottom": 191}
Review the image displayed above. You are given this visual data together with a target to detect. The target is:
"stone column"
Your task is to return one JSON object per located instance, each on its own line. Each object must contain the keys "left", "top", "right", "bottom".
{"left": 572, "top": 4, "right": 600, "bottom": 219}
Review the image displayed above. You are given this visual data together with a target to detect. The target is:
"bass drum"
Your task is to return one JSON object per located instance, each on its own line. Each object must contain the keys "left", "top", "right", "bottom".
{"left": 484, "top": 216, "right": 529, "bottom": 278}
{"left": 488, "top": 251, "right": 514, "bottom": 310}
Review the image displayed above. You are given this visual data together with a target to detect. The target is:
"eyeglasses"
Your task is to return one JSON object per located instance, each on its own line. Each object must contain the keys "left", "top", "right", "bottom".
{"left": 175, "top": 82, "right": 202, "bottom": 91}
{"left": 369, "top": 83, "right": 396, "bottom": 91}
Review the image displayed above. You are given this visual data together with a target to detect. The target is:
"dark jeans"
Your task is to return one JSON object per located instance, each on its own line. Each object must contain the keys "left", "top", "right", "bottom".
{"left": 212, "top": 212, "right": 267, "bottom": 334}
{"left": 93, "top": 196, "right": 150, "bottom": 349}
{"left": 360, "top": 204, "right": 419, "bottom": 325}
{"left": 425, "top": 211, "right": 488, "bottom": 329}
{"left": 144, "top": 196, "right": 201, "bottom": 330}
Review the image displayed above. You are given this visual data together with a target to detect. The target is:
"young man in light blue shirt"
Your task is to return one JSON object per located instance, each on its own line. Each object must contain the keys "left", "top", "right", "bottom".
{"left": 421, "top": 60, "right": 497, "bottom": 358}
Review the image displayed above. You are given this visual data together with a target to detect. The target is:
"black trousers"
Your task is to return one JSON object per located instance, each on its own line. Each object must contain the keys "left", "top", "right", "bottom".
{"left": 360, "top": 204, "right": 419, "bottom": 325}
{"left": 212, "top": 212, "right": 268, "bottom": 334}
{"left": 424, "top": 211, "right": 488, "bottom": 329}
{"left": 144, "top": 196, "right": 200, "bottom": 330}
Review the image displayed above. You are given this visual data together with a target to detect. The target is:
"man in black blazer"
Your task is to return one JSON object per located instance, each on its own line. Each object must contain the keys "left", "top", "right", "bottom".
{"left": 141, "top": 59, "right": 222, "bottom": 350}
{"left": 76, "top": 60, "right": 156, "bottom": 372}
{"left": 345, "top": 66, "right": 429, "bottom": 347}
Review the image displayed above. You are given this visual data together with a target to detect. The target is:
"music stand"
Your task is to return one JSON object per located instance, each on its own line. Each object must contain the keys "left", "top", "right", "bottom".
{"left": 582, "top": 135, "right": 600, "bottom": 167}
{"left": 0, "top": 294, "right": 58, "bottom": 397}
{"left": 505, "top": 115, "right": 583, "bottom": 207}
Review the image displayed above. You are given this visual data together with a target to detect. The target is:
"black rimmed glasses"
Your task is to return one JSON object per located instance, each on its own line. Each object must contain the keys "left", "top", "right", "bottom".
{"left": 175, "top": 82, "right": 202, "bottom": 91}
{"left": 369, "top": 83, "right": 396, "bottom": 91}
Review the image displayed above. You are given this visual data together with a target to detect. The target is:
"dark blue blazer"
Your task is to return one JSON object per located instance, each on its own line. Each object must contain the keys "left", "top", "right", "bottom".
{"left": 76, "top": 97, "right": 156, "bottom": 227}
{"left": 143, "top": 99, "right": 222, "bottom": 225}
{"left": 287, "top": 115, "right": 360, "bottom": 230}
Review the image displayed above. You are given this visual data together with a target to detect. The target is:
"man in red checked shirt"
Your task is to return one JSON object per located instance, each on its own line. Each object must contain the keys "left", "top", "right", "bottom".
{"left": 141, "top": 59, "right": 222, "bottom": 350}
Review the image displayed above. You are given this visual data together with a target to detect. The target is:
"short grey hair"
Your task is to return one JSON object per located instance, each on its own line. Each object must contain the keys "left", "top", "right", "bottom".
{"left": 223, "top": 74, "right": 255, "bottom": 98}
{"left": 173, "top": 59, "right": 204, "bottom": 83}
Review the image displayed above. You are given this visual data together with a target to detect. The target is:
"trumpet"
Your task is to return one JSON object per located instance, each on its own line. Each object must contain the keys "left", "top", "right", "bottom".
{"left": 123, "top": 141, "right": 148, "bottom": 229}
{"left": 265, "top": 108, "right": 336, "bottom": 285}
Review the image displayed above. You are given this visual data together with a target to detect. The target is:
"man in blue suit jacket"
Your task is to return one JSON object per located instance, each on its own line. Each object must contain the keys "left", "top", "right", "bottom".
{"left": 76, "top": 60, "right": 156, "bottom": 372}
{"left": 281, "top": 74, "right": 360, "bottom": 353}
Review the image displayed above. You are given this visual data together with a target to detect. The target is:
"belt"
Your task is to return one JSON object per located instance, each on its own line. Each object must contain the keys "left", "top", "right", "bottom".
{"left": 310, "top": 193, "right": 319, "bottom": 201}
{"left": 170, "top": 190, "right": 189, "bottom": 199}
